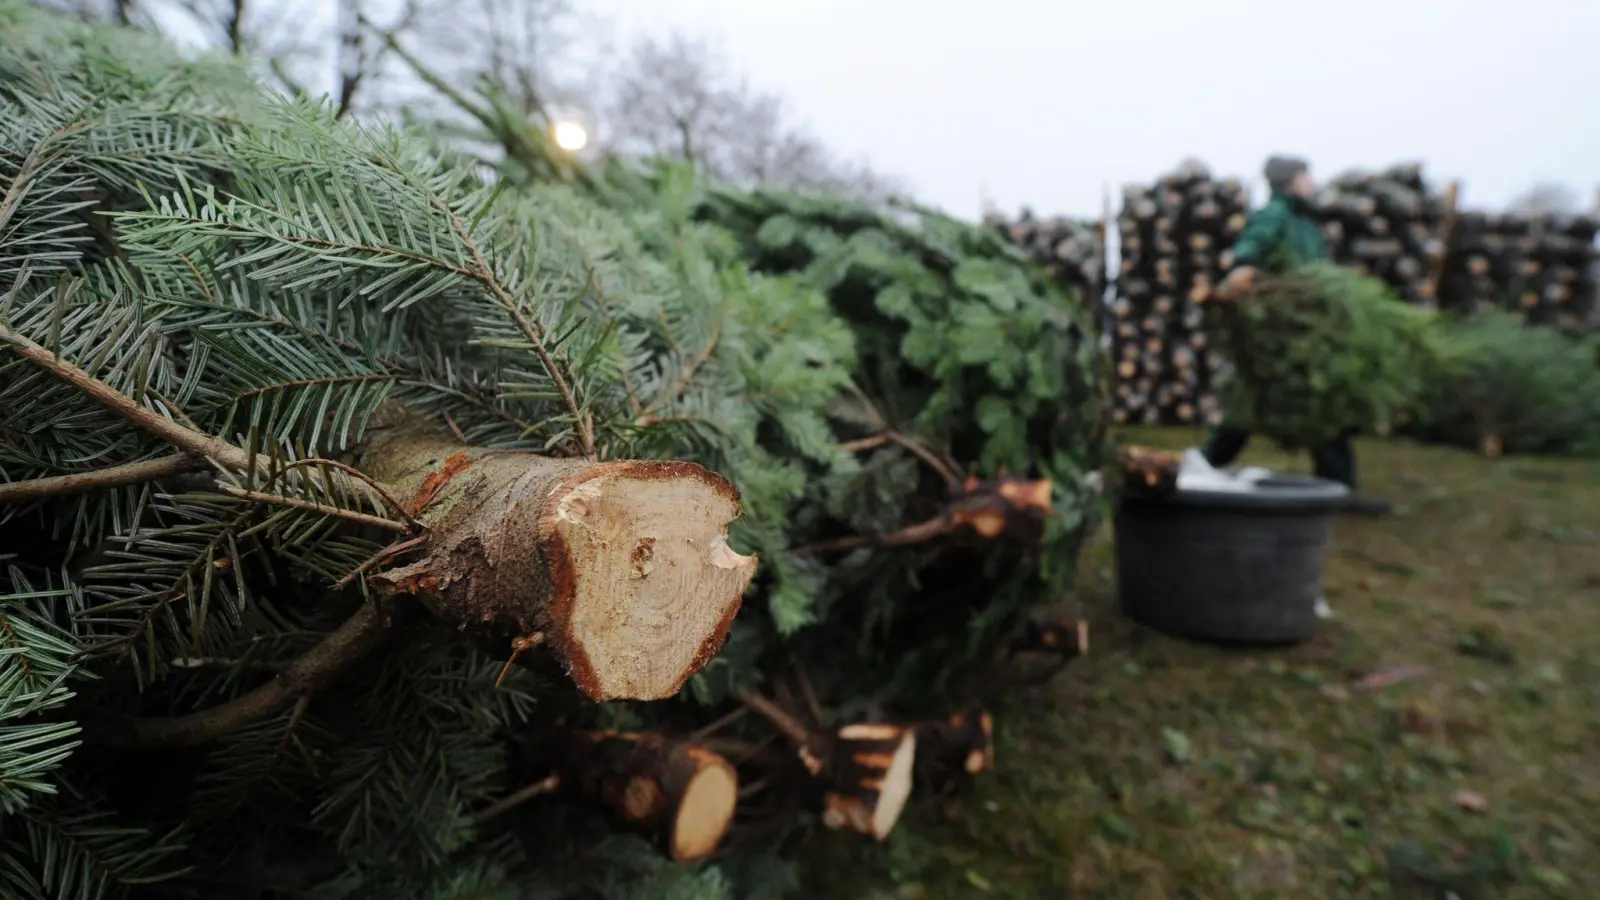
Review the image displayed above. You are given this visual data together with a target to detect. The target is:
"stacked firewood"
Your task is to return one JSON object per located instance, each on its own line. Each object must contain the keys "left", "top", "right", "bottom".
{"left": 984, "top": 207, "right": 1106, "bottom": 305}
{"left": 1106, "top": 160, "right": 1247, "bottom": 425}
{"left": 1440, "top": 210, "right": 1600, "bottom": 328}
{"left": 1317, "top": 162, "right": 1450, "bottom": 306}
{"left": 994, "top": 160, "right": 1598, "bottom": 429}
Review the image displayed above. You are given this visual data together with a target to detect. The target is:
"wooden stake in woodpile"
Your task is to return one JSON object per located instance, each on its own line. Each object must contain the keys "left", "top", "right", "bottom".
{"left": 512, "top": 731, "right": 741, "bottom": 863}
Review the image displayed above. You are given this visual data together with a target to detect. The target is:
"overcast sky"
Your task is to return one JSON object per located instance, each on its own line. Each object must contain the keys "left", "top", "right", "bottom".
{"left": 585, "top": 0, "right": 1599, "bottom": 220}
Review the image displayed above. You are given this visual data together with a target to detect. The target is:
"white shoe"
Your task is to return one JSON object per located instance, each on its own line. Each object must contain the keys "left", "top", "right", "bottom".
{"left": 1314, "top": 596, "right": 1335, "bottom": 619}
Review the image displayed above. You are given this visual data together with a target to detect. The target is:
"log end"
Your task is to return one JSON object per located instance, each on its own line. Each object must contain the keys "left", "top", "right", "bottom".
{"left": 973, "top": 712, "right": 995, "bottom": 774}
{"left": 824, "top": 723, "right": 917, "bottom": 841}
{"left": 549, "top": 462, "right": 758, "bottom": 701}
{"left": 671, "top": 751, "right": 739, "bottom": 863}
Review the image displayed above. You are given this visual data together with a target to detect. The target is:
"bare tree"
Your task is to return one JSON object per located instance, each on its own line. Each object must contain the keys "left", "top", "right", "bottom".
{"left": 381, "top": 0, "right": 603, "bottom": 123}
{"left": 599, "top": 30, "right": 902, "bottom": 200}
{"left": 27, "top": 0, "right": 142, "bottom": 24}
{"left": 27, "top": 0, "right": 420, "bottom": 117}
{"left": 31, "top": 0, "right": 903, "bottom": 198}
{"left": 1508, "top": 182, "right": 1583, "bottom": 217}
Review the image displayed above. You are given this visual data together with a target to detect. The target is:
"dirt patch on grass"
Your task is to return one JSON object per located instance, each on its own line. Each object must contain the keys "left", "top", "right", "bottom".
{"left": 805, "top": 430, "right": 1600, "bottom": 899}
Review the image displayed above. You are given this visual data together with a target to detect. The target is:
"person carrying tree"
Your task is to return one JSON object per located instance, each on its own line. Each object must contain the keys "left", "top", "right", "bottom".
{"left": 1202, "top": 155, "right": 1393, "bottom": 517}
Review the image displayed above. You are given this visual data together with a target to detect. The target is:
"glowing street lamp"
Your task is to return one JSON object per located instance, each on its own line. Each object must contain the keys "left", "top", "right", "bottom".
{"left": 553, "top": 120, "right": 588, "bottom": 152}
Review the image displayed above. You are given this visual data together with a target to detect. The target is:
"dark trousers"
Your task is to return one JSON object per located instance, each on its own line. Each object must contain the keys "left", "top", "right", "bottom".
{"left": 1200, "top": 426, "right": 1357, "bottom": 489}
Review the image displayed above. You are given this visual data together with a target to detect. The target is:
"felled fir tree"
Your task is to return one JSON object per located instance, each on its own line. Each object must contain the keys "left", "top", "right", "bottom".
{"left": 1414, "top": 312, "right": 1600, "bottom": 457}
{"left": 1210, "top": 262, "right": 1441, "bottom": 449}
{"left": 1, "top": 7, "right": 1108, "bottom": 896}
{"left": 687, "top": 180, "right": 1106, "bottom": 701}
{"left": 0, "top": 5, "right": 860, "bottom": 897}
{"left": 385, "top": 50, "right": 1107, "bottom": 850}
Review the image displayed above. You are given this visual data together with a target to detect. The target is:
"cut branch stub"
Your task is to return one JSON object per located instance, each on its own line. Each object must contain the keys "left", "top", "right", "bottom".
{"left": 818, "top": 724, "right": 917, "bottom": 842}
{"left": 362, "top": 434, "right": 757, "bottom": 701}
{"left": 1115, "top": 445, "right": 1181, "bottom": 498}
{"left": 913, "top": 710, "right": 995, "bottom": 780}
{"left": 795, "top": 474, "right": 1057, "bottom": 557}
{"left": 944, "top": 475, "right": 1055, "bottom": 545}
{"left": 521, "top": 731, "right": 739, "bottom": 864}
{"left": 1011, "top": 619, "right": 1090, "bottom": 660}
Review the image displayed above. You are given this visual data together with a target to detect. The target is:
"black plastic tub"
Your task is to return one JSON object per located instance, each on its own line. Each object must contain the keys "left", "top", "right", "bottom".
{"left": 1114, "top": 474, "right": 1350, "bottom": 644}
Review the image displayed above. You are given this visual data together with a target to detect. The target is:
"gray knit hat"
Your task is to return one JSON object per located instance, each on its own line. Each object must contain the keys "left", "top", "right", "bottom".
{"left": 1263, "top": 155, "right": 1309, "bottom": 193}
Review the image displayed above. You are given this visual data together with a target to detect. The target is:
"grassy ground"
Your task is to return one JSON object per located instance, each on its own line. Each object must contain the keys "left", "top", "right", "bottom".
{"left": 802, "top": 428, "right": 1600, "bottom": 899}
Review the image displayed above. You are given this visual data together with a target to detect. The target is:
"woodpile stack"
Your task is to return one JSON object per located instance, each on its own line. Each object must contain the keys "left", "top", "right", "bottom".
{"left": 991, "top": 159, "right": 1599, "bottom": 428}
{"left": 1107, "top": 160, "right": 1248, "bottom": 426}
{"left": 1440, "top": 210, "right": 1600, "bottom": 328}
{"left": 983, "top": 207, "right": 1105, "bottom": 305}
{"left": 1316, "top": 162, "right": 1450, "bottom": 306}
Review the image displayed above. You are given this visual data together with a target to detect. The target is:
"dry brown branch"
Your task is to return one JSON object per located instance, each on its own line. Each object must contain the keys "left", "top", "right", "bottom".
{"left": 0, "top": 453, "right": 204, "bottom": 504}
{"left": 794, "top": 476, "right": 1055, "bottom": 557}
{"left": 94, "top": 599, "right": 397, "bottom": 749}
{"left": 474, "top": 773, "right": 562, "bottom": 824}
{"left": 214, "top": 484, "right": 410, "bottom": 533}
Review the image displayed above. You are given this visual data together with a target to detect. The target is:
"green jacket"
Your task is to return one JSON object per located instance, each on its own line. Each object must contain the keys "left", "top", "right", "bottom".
{"left": 1230, "top": 192, "right": 1325, "bottom": 272}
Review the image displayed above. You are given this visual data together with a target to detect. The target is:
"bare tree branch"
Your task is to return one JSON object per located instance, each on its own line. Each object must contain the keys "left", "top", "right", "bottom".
{"left": 596, "top": 29, "right": 902, "bottom": 200}
{"left": 0, "top": 454, "right": 204, "bottom": 504}
{"left": 1508, "top": 182, "right": 1581, "bottom": 217}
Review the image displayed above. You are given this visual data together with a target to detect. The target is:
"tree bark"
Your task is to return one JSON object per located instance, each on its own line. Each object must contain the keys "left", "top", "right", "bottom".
{"left": 360, "top": 425, "right": 758, "bottom": 702}
{"left": 520, "top": 731, "right": 739, "bottom": 864}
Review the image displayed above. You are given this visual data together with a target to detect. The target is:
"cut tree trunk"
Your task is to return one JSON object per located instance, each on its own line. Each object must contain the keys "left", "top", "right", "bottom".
{"left": 816, "top": 723, "right": 918, "bottom": 842}
{"left": 736, "top": 691, "right": 918, "bottom": 842}
{"left": 912, "top": 710, "right": 995, "bottom": 780}
{"left": 520, "top": 731, "right": 739, "bottom": 864}
{"left": 1116, "top": 445, "right": 1182, "bottom": 497}
{"left": 359, "top": 421, "right": 758, "bottom": 702}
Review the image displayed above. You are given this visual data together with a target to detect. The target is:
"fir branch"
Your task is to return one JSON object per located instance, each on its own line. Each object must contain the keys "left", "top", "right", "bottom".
{"left": 583, "top": 268, "right": 645, "bottom": 417}
{"left": 789, "top": 516, "right": 961, "bottom": 557}
{"left": 92, "top": 599, "right": 397, "bottom": 749}
{"left": 432, "top": 207, "right": 595, "bottom": 457}
{"left": 473, "top": 774, "right": 560, "bottom": 825}
{"left": 213, "top": 484, "right": 410, "bottom": 534}
{"left": 0, "top": 576, "right": 82, "bottom": 814}
{"left": 636, "top": 320, "right": 722, "bottom": 427}
{"left": 0, "top": 321, "right": 403, "bottom": 521}
{"left": 266, "top": 458, "right": 418, "bottom": 532}
{"left": 839, "top": 430, "right": 958, "bottom": 489}
{"left": 734, "top": 689, "right": 813, "bottom": 746}
{"left": 7, "top": 805, "right": 192, "bottom": 900}
{"left": 0, "top": 453, "right": 202, "bottom": 504}
{"left": 0, "top": 322, "right": 248, "bottom": 469}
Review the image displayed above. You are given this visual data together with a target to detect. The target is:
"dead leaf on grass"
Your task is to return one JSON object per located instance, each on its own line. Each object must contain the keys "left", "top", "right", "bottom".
{"left": 1453, "top": 789, "right": 1489, "bottom": 813}
{"left": 1354, "top": 664, "right": 1429, "bottom": 692}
